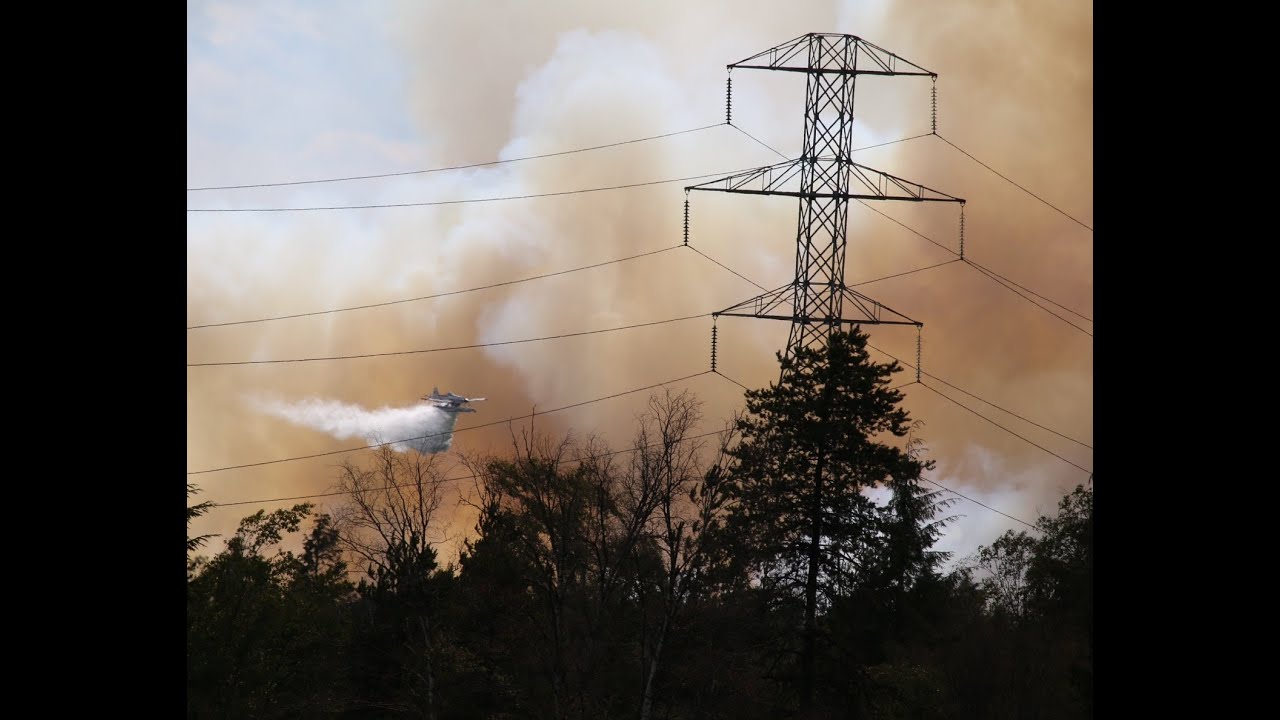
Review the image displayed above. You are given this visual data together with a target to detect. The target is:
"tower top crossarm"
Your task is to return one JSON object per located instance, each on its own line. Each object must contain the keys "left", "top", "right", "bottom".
{"left": 728, "top": 33, "right": 936, "bottom": 77}
{"left": 686, "top": 158, "right": 965, "bottom": 204}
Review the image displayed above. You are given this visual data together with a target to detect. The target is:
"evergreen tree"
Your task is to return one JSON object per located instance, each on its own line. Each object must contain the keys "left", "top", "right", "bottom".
{"left": 725, "top": 328, "right": 928, "bottom": 717}
{"left": 186, "top": 483, "right": 218, "bottom": 562}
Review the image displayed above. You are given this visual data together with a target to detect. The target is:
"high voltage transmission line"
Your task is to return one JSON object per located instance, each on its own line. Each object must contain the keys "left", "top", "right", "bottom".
{"left": 187, "top": 120, "right": 937, "bottom": 194}
{"left": 201, "top": 399, "right": 1041, "bottom": 533}
{"left": 693, "top": 249, "right": 1091, "bottom": 473}
{"left": 186, "top": 167, "right": 763, "bottom": 213}
{"left": 933, "top": 134, "right": 1093, "bottom": 233}
{"left": 186, "top": 117, "right": 1091, "bottom": 235}
{"left": 183, "top": 255, "right": 1000, "bottom": 368}
{"left": 187, "top": 369, "right": 715, "bottom": 475}
{"left": 188, "top": 255, "right": 1069, "bottom": 527}
{"left": 187, "top": 134, "right": 1074, "bottom": 219}
{"left": 197, "top": 406, "right": 1046, "bottom": 538}
{"left": 188, "top": 312, "right": 710, "bottom": 366}
{"left": 922, "top": 477, "right": 1039, "bottom": 530}
{"left": 205, "top": 426, "right": 732, "bottom": 509}
{"left": 196, "top": 362, "right": 1042, "bottom": 530}
{"left": 728, "top": 119, "right": 1094, "bottom": 243}
{"left": 186, "top": 123, "right": 727, "bottom": 191}
{"left": 859, "top": 196, "right": 1092, "bottom": 327}
{"left": 730, "top": 124, "right": 1092, "bottom": 337}
{"left": 965, "top": 257, "right": 1090, "bottom": 322}
{"left": 854, "top": 346, "right": 1091, "bottom": 450}
{"left": 187, "top": 246, "right": 956, "bottom": 332}
{"left": 186, "top": 54, "right": 1091, "bottom": 536}
{"left": 188, "top": 246, "right": 681, "bottom": 330}
{"left": 965, "top": 261, "right": 1092, "bottom": 336}
{"left": 731, "top": 126, "right": 934, "bottom": 161}
{"left": 188, "top": 125, "right": 1089, "bottom": 333}
{"left": 917, "top": 381, "right": 1091, "bottom": 474}
{"left": 187, "top": 241, "right": 1089, "bottom": 473}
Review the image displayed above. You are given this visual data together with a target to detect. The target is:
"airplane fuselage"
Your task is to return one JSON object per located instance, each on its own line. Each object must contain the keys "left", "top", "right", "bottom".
{"left": 424, "top": 387, "right": 485, "bottom": 413}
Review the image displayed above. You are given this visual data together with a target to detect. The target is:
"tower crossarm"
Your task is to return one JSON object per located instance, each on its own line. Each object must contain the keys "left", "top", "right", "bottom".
{"left": 711, "top": 282, "right": 921, "bottom": 327}
{"left": 728, "top": 33, "right": 936, "bottom": 78}
{"left": 686, "top": 159, "right": 965, "bottom": 204}
{"left": 848, "top": 163, "right": 965, "bottom": 203}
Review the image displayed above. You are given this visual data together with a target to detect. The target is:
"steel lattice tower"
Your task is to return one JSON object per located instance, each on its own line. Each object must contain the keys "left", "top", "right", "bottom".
{"left": 689, "top": 33, "right": 964, "bottom": 365}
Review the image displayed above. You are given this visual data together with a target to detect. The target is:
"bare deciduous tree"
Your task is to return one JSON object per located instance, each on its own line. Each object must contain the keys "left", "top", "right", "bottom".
{"left": 336, "top": 442, "right": 452, "bottom": 720}
{"left": 336, "top": 442, "right": 448, "bottom": 580}
{"left": 634, "top": 390, "right": 739, "bottom": 720}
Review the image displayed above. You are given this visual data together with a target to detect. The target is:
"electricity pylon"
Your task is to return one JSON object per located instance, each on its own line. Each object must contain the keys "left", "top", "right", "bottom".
{"left": 689, "top": 33, "right": 964, "bottom": 365}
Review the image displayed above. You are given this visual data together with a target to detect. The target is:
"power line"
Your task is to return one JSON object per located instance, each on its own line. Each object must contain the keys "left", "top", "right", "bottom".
{"left": 686, "top": 245, "right": 768, "bottom": 291}
{"left": 188, "top": 312, "right": 709, "bottom": 367}
{"left": 198, "top": 376, "right": 1039, "bottom": 534}
{"left": 965, "top": 261, "right": 1093, "bottom": 337}
{"left": 853, "top": 203, "right": 1092, "bottom": 336}
{"left": 189, "top": 252, "right": 963, "bottom": 367}
{"left": 783, "top": 131, "right": 1090, "bottom": 330}
{"left": 727, "top": 125, "right": 955, "bottom": 262}
{"left": 731, "top": 124, "right": 1090, "bottom": 333}
{"left": 864, "top": 343, "right": 1092, "bottom": 451}
{"left": 718, "top": 374, "right": 910, "bottom": 395}
{"left": 186, "top": 166, "right": 760, "bottom": 213}
{"left": 731, "top": 124, "right": 932, "bottom": 162}
{"left": 693, "top": 243, "right": 957, "bottom": 296}
{"left": 214, "top": 430, "right": 1041, "bottom": 535}
{"left": 934, "top": 134, "right": 1093, "bottom": 232}
{"left": 923, "top": 477, "right": 1038, "bottom": 530}
{"left": 202, "top": 389, "right": 1037, "bottom": 532}
{"left": 187, "top": 245, "right": 680, "bottom": 330}
{"left": 729, "top": 126, "right": 961, "bottom": 268}
{"left": 187, "top": 370, "right": 713, "bottom": 475}
{"left": 177, "top": 244, "right": 965, "bottom": 368}
{"left": 689, "top": 246, "right": 1092, "bottom": 458}
{"left": 854, "top": 199, "right": 954, "bottom": 256}
{"left": 732, "top": 125, "right": 791, "bottom": 160}
{"left": 187, "top": 245, "right": 956, "bottom": 343}
{"left": 964, "top": 258, "right": 1091, "bottom": 322}
{"left": 715, "top": 370, "right": 752, "bottom": 392}
{"left": 851, "top": 133, "right": 934, "bottom": 153}
{"left": 917, "top": 381, "right": 1091, "bottom": 475}
{"left": 186, "top": 122, "right": 726, "bottom": 191}
{"left": 208, "top": 427, "right": 732, "bottom": 509}
{"left": 851, "top": 258, "right": 961, "bottom": 287}
{"left": 919, "top": 372, "right": 1091, "bottom": 450}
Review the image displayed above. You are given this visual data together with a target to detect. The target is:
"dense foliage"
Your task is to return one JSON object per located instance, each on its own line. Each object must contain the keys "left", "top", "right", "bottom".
{"left": 187, "top": 330, "right": 1092, "bottom": 719}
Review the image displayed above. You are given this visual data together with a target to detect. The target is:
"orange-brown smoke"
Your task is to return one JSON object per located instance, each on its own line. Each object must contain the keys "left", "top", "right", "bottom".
{"left": 187, "top": 0, "right": 1091, "bottom": 564}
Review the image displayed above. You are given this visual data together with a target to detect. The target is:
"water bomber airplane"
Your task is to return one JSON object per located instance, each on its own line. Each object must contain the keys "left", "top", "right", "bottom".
{"left": 424, "top": 388, "right": 486, "bottom": 413}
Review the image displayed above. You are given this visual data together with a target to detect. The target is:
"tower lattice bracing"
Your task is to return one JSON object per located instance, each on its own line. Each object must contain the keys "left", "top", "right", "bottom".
{"left": 689, "top": 33, "right": 965, "bottom": 364}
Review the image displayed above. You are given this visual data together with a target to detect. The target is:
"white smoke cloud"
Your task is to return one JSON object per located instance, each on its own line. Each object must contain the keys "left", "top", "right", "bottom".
{"left": 250, "top": 395, "right": 461, "bottom": 454}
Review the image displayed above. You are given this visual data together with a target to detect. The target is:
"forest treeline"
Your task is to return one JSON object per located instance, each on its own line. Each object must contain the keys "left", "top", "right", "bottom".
{"left": 187, "top": 330, "right": 1092, "bottom": 719}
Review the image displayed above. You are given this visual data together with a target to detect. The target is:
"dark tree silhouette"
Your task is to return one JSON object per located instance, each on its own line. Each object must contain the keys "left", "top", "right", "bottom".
{"left": 335, "top": 443, "right": 453, "bottom": 718}
{"left": 187, "top": 504, "right": 355, "bottom": 717}
{"left": 184, "top": 379, "right": 1093, "bottom": 720}
{"left": 724, "top": 328, "right": 928, "bottom": 718}
{"left": 186, "top": 483, "right": 218, "bottom": 558}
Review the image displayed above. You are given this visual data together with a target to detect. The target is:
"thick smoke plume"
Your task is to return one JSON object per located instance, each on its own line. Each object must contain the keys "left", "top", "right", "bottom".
{"left": 188, "top": 0, "right": 1091, "bottom": 564}
{"left": 252, "top": 396, "right": 460, "bottom": 455}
